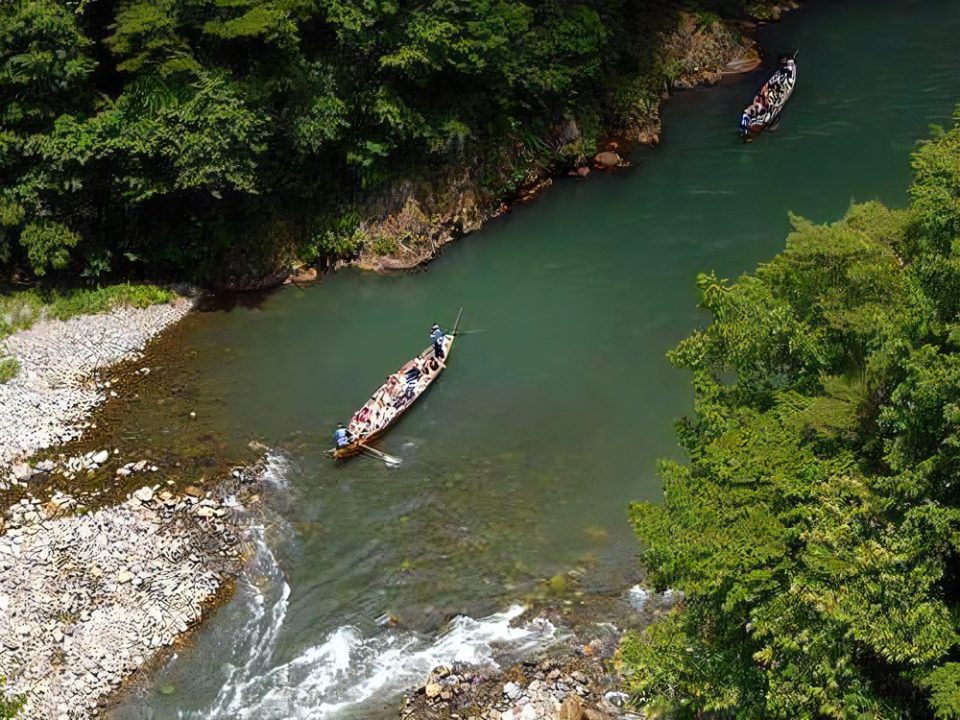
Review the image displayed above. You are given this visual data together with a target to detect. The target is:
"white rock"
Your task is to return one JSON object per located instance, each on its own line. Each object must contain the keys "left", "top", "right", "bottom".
{"left": 91, "top": 450, "right": 109, "bottom": 465}
{"left": 132, "top": 487, "right": 154, "bottom": 503}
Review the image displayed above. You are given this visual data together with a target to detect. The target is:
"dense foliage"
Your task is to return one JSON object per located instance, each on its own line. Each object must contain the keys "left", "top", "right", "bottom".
{"left": 620, "top": 108, "right": 960, "bottom": 718}
{"left": 0, "top": 0, "right": 774, "bottom": 283}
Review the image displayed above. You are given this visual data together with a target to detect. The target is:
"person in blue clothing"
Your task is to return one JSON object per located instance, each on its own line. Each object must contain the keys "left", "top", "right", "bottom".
{"left": 334, "top": 423, "right": 351, "bottom": 449}
{"left": 430, "top": 323, "right": 446, "bottom": 359}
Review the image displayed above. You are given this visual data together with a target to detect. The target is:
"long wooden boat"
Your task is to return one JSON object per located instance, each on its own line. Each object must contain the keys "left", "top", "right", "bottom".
{"left": 739, "top": 53, "right": 797, "bottom": 140}
{"left": 330, "top": 308, "right": 463, "bottom": 460}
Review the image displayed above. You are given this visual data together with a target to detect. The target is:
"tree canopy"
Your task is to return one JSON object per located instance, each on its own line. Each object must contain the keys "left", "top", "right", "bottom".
{"left": 0, "top": 0, "right": 775, "bottom": 284}
{"left": 620, "top": 107, "right": 960, "bottom": 719}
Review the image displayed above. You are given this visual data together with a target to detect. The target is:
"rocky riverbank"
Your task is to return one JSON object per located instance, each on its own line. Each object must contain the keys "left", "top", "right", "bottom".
{"left": 402, "top": 653, "right": 637, "bottom": 720}
{"left": 0, "top": 297, "right": 193, "bottom": 489}
{"left": 0, "top": 460, "right": 265, "bottom": 719}
{"left": 401, "top": 584, "right": 681, "bottom": 720}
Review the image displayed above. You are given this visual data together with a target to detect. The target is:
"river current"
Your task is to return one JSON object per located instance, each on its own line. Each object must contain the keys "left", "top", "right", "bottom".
{"left": 109, "top": 1, "right": 960, "bottom": 717}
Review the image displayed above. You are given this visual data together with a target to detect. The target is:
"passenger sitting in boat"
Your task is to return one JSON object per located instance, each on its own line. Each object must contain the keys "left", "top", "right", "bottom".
{"left": 356, "top": 407, "right": 370, "bottom": 424}
{"left": 430, "top": 323, "right": 446, "bottom": 359}
{"left": 334, "top": 423, "right": 351, "bottom": 449}
{"left": 386, "top": 374, "right": 405, "bottom": 399}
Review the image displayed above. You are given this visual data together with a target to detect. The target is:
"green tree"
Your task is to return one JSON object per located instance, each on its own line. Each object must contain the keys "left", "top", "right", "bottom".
{"left": 620, "top": 109, "right": 960, "bottom": 719}
{"left": 0, "top": 0, "right": 788, "bottom": 282}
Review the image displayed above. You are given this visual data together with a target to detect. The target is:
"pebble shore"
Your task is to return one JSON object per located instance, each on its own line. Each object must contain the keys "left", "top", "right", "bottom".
{"left": 404, "top": 654, "right": 641, "bottom": 720}
{"left": 0, "top": 298, "right": 193, "bottom": 485}
{"left": 0, "top": 468, "right": 259, "bottom": 719}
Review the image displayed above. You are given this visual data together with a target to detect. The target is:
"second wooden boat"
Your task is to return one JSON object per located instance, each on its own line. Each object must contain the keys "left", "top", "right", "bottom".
{"left": 330, "top": 308, "right": 463, "bottom": 460}
{"left": 739, "top": 53, "right": 797, "bottom": 140}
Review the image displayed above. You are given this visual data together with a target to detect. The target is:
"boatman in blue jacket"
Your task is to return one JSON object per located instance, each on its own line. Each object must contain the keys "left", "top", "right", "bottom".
{"left": 334, "top": 423, "right": 351, "bottom": 449}
{"left": 430, "top": 323, "right": 446, "bottom": 360}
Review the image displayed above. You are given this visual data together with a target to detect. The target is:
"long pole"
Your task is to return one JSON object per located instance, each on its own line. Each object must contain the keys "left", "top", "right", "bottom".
{"left": 359, "top": 444, "right": 401, "bottom": 466}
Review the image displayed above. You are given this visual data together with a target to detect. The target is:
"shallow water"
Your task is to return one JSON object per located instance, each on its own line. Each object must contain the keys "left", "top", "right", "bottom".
{"left": 110, "top": 1, "right": 960, "bottom": 717}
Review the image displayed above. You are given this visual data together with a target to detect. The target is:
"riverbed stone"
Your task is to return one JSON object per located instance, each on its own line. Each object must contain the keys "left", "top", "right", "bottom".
{"left": 132, "top": 486, "right": 154, "bottom": 503}
{"left": 0, "top": 455, "right": 268, "bottom": 720}
{"left": 593, "top": 151, "right": 621, "bottom": 169}
{"left": 0, "top": 297, "right": 193, "bottom": 479}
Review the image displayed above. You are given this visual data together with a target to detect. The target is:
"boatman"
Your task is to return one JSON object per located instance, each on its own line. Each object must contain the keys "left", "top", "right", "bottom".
{"left": 334, "top": 423, "right": 351, "bottom": 449}
{"left": 430, "top": 323, "right": 446, "bottom": 360}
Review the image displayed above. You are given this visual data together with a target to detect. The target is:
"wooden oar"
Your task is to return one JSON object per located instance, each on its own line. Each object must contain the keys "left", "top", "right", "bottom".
{"left": 359, "top": 444, "right": 402, "bottom": 466}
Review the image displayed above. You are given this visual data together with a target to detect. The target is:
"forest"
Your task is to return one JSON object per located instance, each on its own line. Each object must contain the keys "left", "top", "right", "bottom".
{"left": 621, "top": 109, "right": 960, "bottom": 718}
{"left": 1, "top": 0, "right": 777, "bottom": 285}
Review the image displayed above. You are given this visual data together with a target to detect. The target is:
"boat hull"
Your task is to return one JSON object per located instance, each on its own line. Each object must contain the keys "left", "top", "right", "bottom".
{"left": 739, "top": 57, "right": 797, "bottom": 139}
{"left": 329, "top": 313, "right": 461, "bottom": 460}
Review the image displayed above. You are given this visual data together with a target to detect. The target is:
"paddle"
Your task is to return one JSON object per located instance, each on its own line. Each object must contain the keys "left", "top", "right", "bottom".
{"left": 359, "top": 444, "right": 402, "bottom": 467}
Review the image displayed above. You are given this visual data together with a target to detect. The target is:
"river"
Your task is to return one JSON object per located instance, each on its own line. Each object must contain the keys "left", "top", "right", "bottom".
{"left": 108, "top": 0, "right": 960, "bottom": 717}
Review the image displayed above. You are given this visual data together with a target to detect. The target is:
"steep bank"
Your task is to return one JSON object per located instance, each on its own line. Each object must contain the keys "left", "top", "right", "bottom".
{"left": 1, "top": 0, "right": 792, "bottom": 290}
{"left": 351, "top": 11, "right": 771, "bottom": 274}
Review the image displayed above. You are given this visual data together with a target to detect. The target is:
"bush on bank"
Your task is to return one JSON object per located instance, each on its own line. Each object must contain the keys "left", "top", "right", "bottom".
{"left": 0, "top": 283, "right": 177, "bottom": 341}
{"left": 0, "top": 282, "right": 177, "bottom": 382}
{"left": 0, "top": 678, "right": 23, "bottom": 718}
{"left": 621, "top": 107, "right": 960, "bottom": 718}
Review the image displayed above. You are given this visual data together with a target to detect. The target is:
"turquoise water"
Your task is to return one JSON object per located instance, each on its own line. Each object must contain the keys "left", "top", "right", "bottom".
{"left": 110, "top": 1, "right": 960, "bottom": 717}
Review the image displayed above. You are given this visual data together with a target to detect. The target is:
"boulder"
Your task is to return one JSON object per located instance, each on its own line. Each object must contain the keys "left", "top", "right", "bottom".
{"left": 593, "top": 151, "right": 622, "bottom": 169}
{"left": 11, "top": 463, "right": 33, "bottom": 481}
{"left": 582, "top": 707, "right": 610, "bottom": 720}
{"left": 560, "top": 696, "right": 585, "bottom": 720}
{"left": 425, "top": 682, "right": 442, "bottom": 698}
{"left": 91, "top": 450, "right": 110, "bottom": 465}
{"left": 132, "top": 487, "right": 154, "bottom": 503}
{"left": 503, "top": 681, "right": 522, "bottom": 700}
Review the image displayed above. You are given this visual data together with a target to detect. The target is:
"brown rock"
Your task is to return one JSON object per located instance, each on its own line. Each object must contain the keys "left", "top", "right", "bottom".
{"left": 559, "top": 696, "right": 583, "bottom": 720}
{"left": 582, "top": 707, "right": 610, "bottom": 720}
{"left": 183, "top": 486, "right": 204, "bottom": 499}
{"left": 593, "top": 152, "right": 622, "bottom": 169}
{"left": 425, "top": 682, "right": 442, "bottom": 698}
{"left": 285, "top": 267, "right": 318, "bottom": 284}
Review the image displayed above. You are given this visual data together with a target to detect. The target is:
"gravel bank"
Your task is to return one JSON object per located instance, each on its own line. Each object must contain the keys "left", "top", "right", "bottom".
{"left": 402, "top": 580, "right": 681, "bottom": 720}
{"left": 0, "top": 298, "right": 193, "bottom": 485}
{"left": 0, "top": 465, "right": 261, "bottom": 719}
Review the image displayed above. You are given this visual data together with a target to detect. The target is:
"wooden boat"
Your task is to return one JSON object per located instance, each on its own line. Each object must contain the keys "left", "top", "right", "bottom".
{"left": 330, "top": 308, "right": 463, "bottom": 461}
{"left": 739, "top": 53, "right": 797, "bottom": 140}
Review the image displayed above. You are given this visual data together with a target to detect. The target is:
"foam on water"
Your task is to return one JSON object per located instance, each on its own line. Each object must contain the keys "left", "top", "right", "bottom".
{"left": 177, "top": 496, "right": 555, "bottom": 719}
{"left": 209, "top": 604, "right": 554, "bottom": 720}
{"left": 261, "top": 451, "right": 291, "bottom": 490}
{"left": 627, "top": 585, "right": 650, "bottom": 611}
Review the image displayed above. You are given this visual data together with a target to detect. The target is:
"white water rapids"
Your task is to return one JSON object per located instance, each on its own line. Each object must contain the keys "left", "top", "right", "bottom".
{"left": 165, "top": 454, "right": 558, "bottom": 720}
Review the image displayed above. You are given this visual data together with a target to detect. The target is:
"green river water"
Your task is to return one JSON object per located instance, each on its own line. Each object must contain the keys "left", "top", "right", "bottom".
{"left": 108, "top": 1, "right": 960, "bottom": 717}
